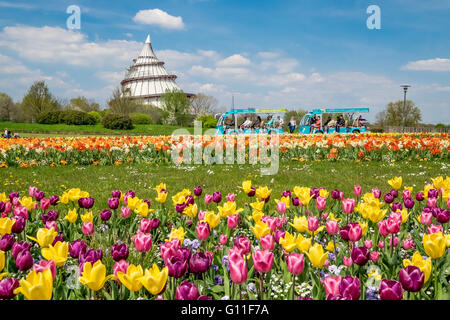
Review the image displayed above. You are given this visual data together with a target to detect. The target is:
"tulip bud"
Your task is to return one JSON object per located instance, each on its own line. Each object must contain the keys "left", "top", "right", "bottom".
{"left": 121, "top": 206, "right": 131, "bottom": 219}
{"left": 364, "top": 240, "right": 372, "bottom": 249}
{"left": 196, "top": 222, "right": 210, "bottom": 241}
{"left": 227, "top": 214, "right": 239, "bottom": 229}
{"left": 353, "top": 185, "right": 362, "bottom": 196}
{"left": 0, "top": 234, "right": 14, "bottom": 251}
{"left": 379, "top": 280, "right": 403, "bottom": 300}
{"left": 16, "top": 250, "right": 33, "bottom": 271}
{"left": 276, "top": 201, "right": 286, "bottom": 214}
{"left": 0, "top": 278, "right": 19, "bottom": 300}
{"left": 219, "top": 234, "right": 227, "bottom": 245}
{"left": 226, "top": 193, "right": 235, "bottom": 202}
{"left": 307, "top": 216, "right": 319, "bottom": 232}
{"left": 343, "top": 256, "right": 352, "bottom": 267}
{"left": 370, "top": 251, "right": 380, "bottom": 262}
{"left": 259, "top": 234, "right": 275, "bottom": 251}
{"left": 193, "top": 186, "right": 202, "bottom": 197}
{"left": 378, "top": 241, "right": 385, "bottom": 249}
{"left": 82, "top": 222, "right": 94, "bottom": 235}
{"left": 326, "top": 220, "right": 339, "bottom": 235}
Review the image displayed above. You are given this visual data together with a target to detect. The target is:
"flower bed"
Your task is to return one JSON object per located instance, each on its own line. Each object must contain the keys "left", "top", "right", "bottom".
{"left": 0, "top": 176, "right": 448, "bottom": 300}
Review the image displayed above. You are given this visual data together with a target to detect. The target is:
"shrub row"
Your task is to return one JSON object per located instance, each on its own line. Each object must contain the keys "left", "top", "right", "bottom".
{"left": 37, "top": 110, "right": 97, "bottom": 125}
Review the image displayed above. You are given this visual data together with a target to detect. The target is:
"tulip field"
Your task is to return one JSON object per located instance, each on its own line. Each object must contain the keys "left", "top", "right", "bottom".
{"left": 0, "top": 133, "right": 449, "bottom": 300}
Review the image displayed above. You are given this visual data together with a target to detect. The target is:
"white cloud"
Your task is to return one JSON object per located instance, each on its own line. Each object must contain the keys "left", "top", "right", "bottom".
{"left": 216, "top": 54, "right": 251, "bottom": 67}
{"left": 402, "top": 58, "right": 450, "bottom": 72}
{"left": 257, "top": 51, "right": 280, "bottom": 59}
{"left": 133, "top": 9, "right": 185, "bottom": 30}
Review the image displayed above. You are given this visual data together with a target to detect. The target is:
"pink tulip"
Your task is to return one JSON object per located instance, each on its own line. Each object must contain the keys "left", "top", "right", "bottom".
{"left": 40, "top": 198, "right": 50, "bottom": 210}
{"left": 389, "top": 211, "right": 402, "bottom": 223}
{"left": 342, "top": 198, "right": 355, "bottom": 214}
{"left": 426, "top": 197, "right": 437, "bottom": 208}
{"left": 389, "top": 236, "right": 399, "bottom": 247}
{"left": 260, "top": 234, "right": 275, "bottom": 251}
{"left": 322, "top": 275, "right": 341, "bottom": 298}
{"left": 386, "top": 217, "right": 401, "bottom": 234}
{"left": 82, "top": 222, "right": 94, "bottom": 235}
{"left": 326, "top": 220, "right": 339, "bottom": 235}
{"left": 113, "top": 259, "right": 129, "bottom": 278}
{"left": 121, "top": 206, "right": 131, "bottom": 219}
{"left": 234, "top": 236, "right": 251, "bottom": 255}
{"left": 198, "top": 210, "right": 206, "bottom": 221}
{"left": 353, "top": 185, "right": 362, "bottom": 196}
{"left": 12, "top": 197, "right": 20, "bottom": 206}
{"left": 160, "top": 239, "right": 181, "bottom": 262}
{"left": 427, "top": 224, "right": 443, "bottom": 234}
{"left": 378, "top": 220, "right": 389, "bottom": 237}
{"left": 343, "top": 256, "right": 353, "bottom": 267}
{"left": 348, "top": 223, "right": 362, "bottom": 242}
{"left": 45, "top": 221, "right": 58, "bottom": 232}
{"left": 226, "top": 193, "right": 236, "bottom": 202}
{"left": 372, "top": 188, "right": 381, "bottom": 199}
{"left": 228, "top": 247, "right": 244, "bottom": 264}
{"left": 134, "top": 232, "right": 152, "bottom": 252}
{"left": 364, "top": 240, "right": 372, "bottom": 249}
{"left": 307, "top": 216, "right": 319, "bottom": 232}
{"left": 33, "top": 203, "right": 38, "bottom": 210}
{"left": 420, "top": 211, "right": 433, "bottom": 225}
{"left": 316, "top": 196, "right": 327, "bottom": 211}
{"left": 140, "top": 218, "right": 152, "bottom": 233}
{"left": 378, "top": 241, "right": 385, "bottom": 249}
{"left": 204, "top": 194, "right": 213, "bottom": 204}
{"left": 402, "top": 189, "right": 411, "bottom": 199}
{"left": 33, "top": 259, "right": 57, "bottom": 280}
{"left": 323, "top": 259, "right": 330, "bottom": 267}
{"left": 226, "top": 214, "right": 239, "bottom": 229}
{"left": 229, "top": 255, "right": 247, "bottom": 284}
{"left": 14, "top": 206, "right": 28, "bottom": 220}
{"left": 447, "top": 197, "right": 450, "bottom": 209}
{"left": 252, "top": 249, "right": 274, "bottom": 273}
{"left": 322, "top": 213, "right": 328, "bottom": 220}
{"left": 370, "top": 251, "right": 380, "bottom": 262}
{"left": 219, "top": 234, "right": 227, "bottom": 245}
{"left": 276, "top": 201, "right": 286, "bottom": 214}
{"left": 402, "top": 238, "right": 415, "bottom": 250}
{"left": 196, "top": 222, "right": 210, "bottom": 241}
{"left": 287, "top": 252, "right": 305, "bottom": 275}
{"left": 29, "top": 186, "right": 38, "bottom": 197}
{"left": 4, "top": 202, "right": 12, "bottom": 214}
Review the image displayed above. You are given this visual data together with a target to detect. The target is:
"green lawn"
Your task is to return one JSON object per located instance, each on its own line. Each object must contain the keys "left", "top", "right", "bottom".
{"left": 1, "top": 160, "right": 447, "bottom": 211}
{"left": 0, "top": 121, "right": 199, "bottom": 136}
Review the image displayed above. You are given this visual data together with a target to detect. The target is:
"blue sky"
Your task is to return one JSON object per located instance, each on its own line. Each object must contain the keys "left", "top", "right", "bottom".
{"left": 0, "top": 0, "right": 449, "bottom": 123}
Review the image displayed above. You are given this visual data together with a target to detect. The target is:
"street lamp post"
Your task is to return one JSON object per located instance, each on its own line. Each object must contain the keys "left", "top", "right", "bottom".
{"left": 400, "top": 85, "right": 410, "bottom": 133}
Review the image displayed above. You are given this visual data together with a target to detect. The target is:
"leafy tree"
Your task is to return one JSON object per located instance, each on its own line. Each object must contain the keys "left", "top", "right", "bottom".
{"left": 68, "top": 96, "right": 100, "bottom": 112}
{"left": 376, "top": 100, "right": 422, "bottom": 128}
{"left": 283, "top": 109, "right": 307, "bottom": 126}
{"left": 190, "top": 93, "right": 218, "bottom": 117}
{"left": 162, "top": 89, "right": 192, "bottom": 126}
{"left": 107, "top": 87, "right": 138, "bottom": 116}
{"left": 21, "top": 81, "right": 60, "bottom": 122}
{"left": 0, "top": 92, "right": 15, "bottom": 121}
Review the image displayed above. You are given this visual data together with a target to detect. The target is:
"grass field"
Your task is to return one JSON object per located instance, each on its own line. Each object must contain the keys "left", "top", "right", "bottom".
{"left": 0, "top": 121, "right": 198, "bottom": 136}
{"left": 1, "top": 160, "right": 448, "bottom": 210}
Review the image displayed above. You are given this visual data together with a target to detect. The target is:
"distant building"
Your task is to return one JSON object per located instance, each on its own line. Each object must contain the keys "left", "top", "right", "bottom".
{"left": 120, "top": 34, "right": 193, "bottom": 108}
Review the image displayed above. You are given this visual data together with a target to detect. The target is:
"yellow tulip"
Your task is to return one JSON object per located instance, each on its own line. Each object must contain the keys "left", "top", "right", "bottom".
{"left": 80, "top": 191, "right": 90, "bottom": 199}
{"left": 396, "top": 208, "right": 411, "bottom": 224}
{"left": 422, "top": 184, "right": 433, "bottom": 200}
{"left": 155, "top": 191, "right": 167, "bottom": 204}
{"left": 79, "top": 260, "right": 115, "bottom": 291}
{"left": 20, "top": 196, "right": 36, "bottom": 211}
{"left": 41, "top": 241, "right": 69, "bottom": 267}
{"left": 275, "top": 196, "right": 290, "bottom": 209}
{"left": 447, "top": 234, "right": 450, "bottom": 247}
{"left": 431, "top": 176, "right": 444, "bottom": 190}
{"left": 319, "top": 189, "right": 329, "bottom": 199}
{"left": 139, "top": 264, "right": 168, "bottom": 295}
{"left": 0, "top": 192, "right": 8, "bottom": 202}
{"left": 0, "top": 217, "right": 15, "bottom": 235}
{"left": 255, "top": 186, "right": 272, "bottom": 200}
{"left": 242, "top": 180, "right": 252, "bottom": 194}
{"left": 250, "top": 210, "right": 264, "bottom": 222}
{"left": 326, "top": 241, "right": 335, "bottom": 252}
{"left": 135, "top": 201, "right": 153, "bottom": 217}
{"left": 0, "top": 250, "right": 4, "bottom": 272}
{"left": 279, "top": 232, "right": 297, "bottom": 252}
{"left": 67, "top": 188, "right": 83, "bottom": 202}
{"left": 403, "top": 251, "right": 432, "bottom": 282}
{"left": 327, "top": 213, "right": 341, "bottom": 222}
{"left": 183, "top": 203, "right": 198, "bottom": 218}
{"left": 293, "top": 186, "right": 312, "bottom": 206}
{"left": 154, "top": 183, "right": 166, "bottom": 194}
{"left": 167, "top": 227, "right": 187, "bottom": 243}
{"left": 307, "top": 226, "right": 325, "bottom": 236}
{"left": 81, "top": 211, "right": 93, "bottom": 223}
{"left": 202, "top": 211, "right": 220, "bottom": 229}
{"left": 387, "top": 176, "right": 402, "bottom": 190}
{"left": 64, "top": 208, "right": 78, "bottom": 224}
{"left": 59, "top": 192, "right": 69, "bottom": 204}
{"left": 218, "top": 201, "right": 243, "bottom": 218}
{"left": 360, "top": 222, "right": 368, "bottom": 236}
{"left": 117, "top": 264, "right": 144, "bottom": 292}
{"left": 27, "top": 228, "right": 57, "bottom": 248}
{"left": 306, "top": 243, "right": 328, "bottom": 268}
{"left": 14, "top": 269, "right": 53, "bottom": 300}
{"left": 172, "top": 192, "right": 186, "bottom": 206}
{"left": 289, "top": 216, "right": 308, "bottom": 233}
{"left": 127, "top": 196, "right": 141, "bottom": 211}
{"left": 249, "top": 199, "right": 265, "bottom": 212}
{"left": 423, "top": 232, "right": 446, "bottom": 259}
{"left": 296, "top": 234, "right": 312, "bottom": 253}
{"left": 0, "top": 272, "right": 7, "bottom": 281}
{"left": 250, "top": 220, "right": 270, "bottom": 240}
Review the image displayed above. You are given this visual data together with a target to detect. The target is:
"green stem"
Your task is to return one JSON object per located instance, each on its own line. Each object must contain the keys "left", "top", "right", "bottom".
{"left": 292, "top": 274, "right": 296, "bottom": 300}
{"left": 259, "top": 273, "right": 264, "bottom": 300}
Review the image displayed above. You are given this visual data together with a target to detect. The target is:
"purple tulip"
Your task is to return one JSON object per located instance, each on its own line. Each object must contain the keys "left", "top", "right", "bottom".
{"left": 212, "top": 192, "right": 222, "bottom": 203}
{"left": 291, "top": 197, "right": 301, "bottom": 207}
{"left": 166, "top": 254, "right": 189, "bottom": 278}
{"left": 0, "top": 234, "right": 14, "bottom": 251}
{"left": 176, "top": 203, "right": 187, "bottom": 214}
{"left": 379, "top": 279, "right": 403, "bottom": 300}
{"left": 78, "top": 197, "right": 95, "bottom": 209}
{"left": 384, "top": 193, "right": 394, "bottom": 204}
{"left": 428, "top": 189, "right": 439, "bottom": 199}
{"left": 185, "top": 196, "right": 194, "bottom": 206}
{"left": 0, "top": 278, "right": 19, "bottom": 299}
{"left": 11, "top": 216, "right": 26, "bottom": 234}
{"left": 52, "top": 234, "right": 64, "bottom": 246}
{"left": 176, "top": 281, "right": 200, "bottom": 300}
{"left": 189, "top": 251, "right": 212, "bottom": 274}
{"left": 399, "top": 266, "right": 425, "bottom": 292}
{"left": 112, "top": 190, "right": 121, "bottom": 198}
{"left": 404, "top": 198, "right": 415, "bottom": 209}
{"left": 0, "top": 201, "right": 5, "bottom": 213}
{"left": 12, "top": 241, "right": 31, "bottom": 259}
{"left": 193, "top": 186, "right": 202, "bottom": 197}
{"left": 149, "top": 218, "right": 160, "bottom": 229}
{"left": 34, "top": 190, "right": 45, "bottom": 201}
{"left": 69, "top": 240, "right": 87, "bottom": 259}
{"left": 49, "top": 195, "right": 59, "bottom": 206}
{"left": 41, "top": 210, "right": 59, "bottom": 223}
{"left": 16, "top": 250, "right": 33, "bottom": 271}
{"left": 111, "top": 243, "right": 129, "bottom": 261}
{"left": 100, "top": 209, "right": 112, "bottom": 221}
{"left": 79, "top": 249, "right": 103, "bottom": 265}
{"left": 282, "top": 190, "right": 292, "bottom": 198}
{"left": 8, "top": 192, "right": 19, "bottom": 201}
{"left": 351, "top": 246, "right": 370, "bottom": 266}
{"left": 274, "top": 229, "right": 286, "bottom": 244}
{"left": 331, "top": 189, "right": 341, "bottom": 200}
{"left": 392, "top": 202, "right": 402, "bottom": 212}
{"left": 339, "top": 225, "right": 350, "bottom": 241}
{"left": 125, "top": 190, "right": 135, "bottom": 199}
{"left": 263, "top": 195, "right": 271, "bottom": 203}
{"left": 390, "top": 189, "right": 398, "bottom": 198}
{"left": 436, "top": 209, "right": 450, "bottom": 224}
{"left": 108, "top": 198, "right": 119, "bottom": 210}
{"left": 339, "top": 276, "right": 360, "bottom": 300}
{"left": 415, "top": 192, "right": 424, "bottom": 201}
{"left": 247, "top": 187, "right": 256, "bottom": 197}
{"left": 310, "top": 188, "right": 320, "bottom": 199}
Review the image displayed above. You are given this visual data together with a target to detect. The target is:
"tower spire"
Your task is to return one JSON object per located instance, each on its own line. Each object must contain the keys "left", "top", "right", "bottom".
{"left": 145, "top": 34, "right": 151, "bottom": 44}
